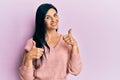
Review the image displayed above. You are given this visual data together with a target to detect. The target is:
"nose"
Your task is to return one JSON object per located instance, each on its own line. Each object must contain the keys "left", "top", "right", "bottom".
{"left": 51, "top": 17, "right": 56, "bottom": 22}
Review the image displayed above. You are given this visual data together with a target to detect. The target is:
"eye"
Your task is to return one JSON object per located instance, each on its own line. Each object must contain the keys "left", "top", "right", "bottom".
{"left": 45, "top": 16, "right": 51, "bottom": 19}
{"left": 54, "top": 13, "right": 58, "bottom": 17}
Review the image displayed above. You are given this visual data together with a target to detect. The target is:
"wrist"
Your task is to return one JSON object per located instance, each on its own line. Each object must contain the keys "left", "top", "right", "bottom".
{"left": 71, "top": 45, "right": 79, "bottom": 55}
{"left": 25, "top": 51, "right": 33, "bottom": 60}
{"left": 24, "top": 53, "right": 33, "bottom": 68}
{"left": 72, "top": 41, "right": 78, "bottom": 47}
{"left": 24, "top": 58, "right": 33, "bottom": 68}
{"left": 72, "top": 44, "right": 78, "bottom": 48}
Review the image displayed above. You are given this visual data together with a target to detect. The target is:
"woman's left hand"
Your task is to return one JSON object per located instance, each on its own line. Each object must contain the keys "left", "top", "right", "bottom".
{"left": 63, "top": 29, "right": 78, "bottom": 47}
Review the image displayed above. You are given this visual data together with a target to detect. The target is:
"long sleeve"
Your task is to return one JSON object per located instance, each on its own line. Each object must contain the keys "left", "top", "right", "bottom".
{"left": 67, "top": 46, "right": 82, "bottom": 76}
{"left": 19, "top": 38, "right": 34, "bottom": 80}
{"left": 19, "top": 63, "right": 34, "bottom": 80}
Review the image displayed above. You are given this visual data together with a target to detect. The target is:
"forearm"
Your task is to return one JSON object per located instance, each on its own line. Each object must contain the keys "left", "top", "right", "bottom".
{"left": 24, "top": 53, "right": 33, "bottom": 68}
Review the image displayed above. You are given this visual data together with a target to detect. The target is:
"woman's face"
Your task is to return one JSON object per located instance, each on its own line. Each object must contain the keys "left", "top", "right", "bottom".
{"left": 44, "top": 8, "right": 59, "bottom": 31}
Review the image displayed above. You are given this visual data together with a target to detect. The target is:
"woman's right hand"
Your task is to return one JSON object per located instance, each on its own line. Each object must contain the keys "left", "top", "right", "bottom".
{"left": 24, "top": 41, "right": 44, "bottom": 68}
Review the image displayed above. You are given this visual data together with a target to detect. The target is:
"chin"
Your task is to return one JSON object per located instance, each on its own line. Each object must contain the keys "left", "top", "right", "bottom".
{"left": 51, "top": 25, "right": 58, "bottom": 29}
{"left": 52, "top": 27, "right": 58, "bottom": 30}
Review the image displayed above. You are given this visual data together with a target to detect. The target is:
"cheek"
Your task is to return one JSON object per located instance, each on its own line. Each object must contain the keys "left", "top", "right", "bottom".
{"left": 45, "top": 21, "right": 50, "bottom": 26}
{"left": 57, "top": 19, "right": 59, "bottom": 23}
{"left": 57, "top": 18, "right": 59, "bottom": 23}
{"left": 56, "top": 18, "right": 59, "bottom": 22}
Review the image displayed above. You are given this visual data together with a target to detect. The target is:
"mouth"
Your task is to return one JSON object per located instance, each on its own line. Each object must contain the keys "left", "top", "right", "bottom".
{"left": 51, "top": 22, "right": 58, "bottom": 26}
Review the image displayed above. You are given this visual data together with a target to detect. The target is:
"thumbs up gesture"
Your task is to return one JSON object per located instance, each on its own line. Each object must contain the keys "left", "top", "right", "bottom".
{"left": 26, "top": 41, "right": 44, "bottom": 60}
{"left": 63, "top": 29, "right": 78, "bottom": 47}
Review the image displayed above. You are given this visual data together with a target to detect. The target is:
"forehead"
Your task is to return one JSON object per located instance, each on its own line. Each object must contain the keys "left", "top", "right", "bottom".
{"left": 46, "top": 8, "right": 57, "bottom": 15}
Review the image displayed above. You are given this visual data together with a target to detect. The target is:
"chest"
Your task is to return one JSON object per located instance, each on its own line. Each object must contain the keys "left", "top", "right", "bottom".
{"left": 47, "top": 48, "right": 69, "bottom": 67}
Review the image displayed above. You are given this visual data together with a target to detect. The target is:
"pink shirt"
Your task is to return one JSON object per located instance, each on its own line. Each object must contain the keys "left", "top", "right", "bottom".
{"left": 19, "top": 35, "right": 82, "bottom": 80}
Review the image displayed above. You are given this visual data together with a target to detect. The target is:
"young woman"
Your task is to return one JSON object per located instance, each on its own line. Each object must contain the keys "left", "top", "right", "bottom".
{"left": 19, "top": 3, "right": 82, "bottom": 80}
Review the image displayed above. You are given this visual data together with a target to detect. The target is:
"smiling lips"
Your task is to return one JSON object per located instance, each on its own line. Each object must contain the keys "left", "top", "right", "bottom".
{"left": 51, "top": 22, "right": 58, "bottom": 26}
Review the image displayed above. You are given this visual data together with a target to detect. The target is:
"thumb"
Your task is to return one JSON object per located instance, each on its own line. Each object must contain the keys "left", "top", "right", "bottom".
{"left": 32, "top": 40, "right": 36, "bottom": 48}
{"left": 68, "top": 28, "right": 72, "bottom": 35}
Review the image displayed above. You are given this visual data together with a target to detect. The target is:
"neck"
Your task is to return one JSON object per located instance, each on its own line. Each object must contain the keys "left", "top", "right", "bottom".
{"left": 45, "top": 30, "right": 59, "bottom": 39}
